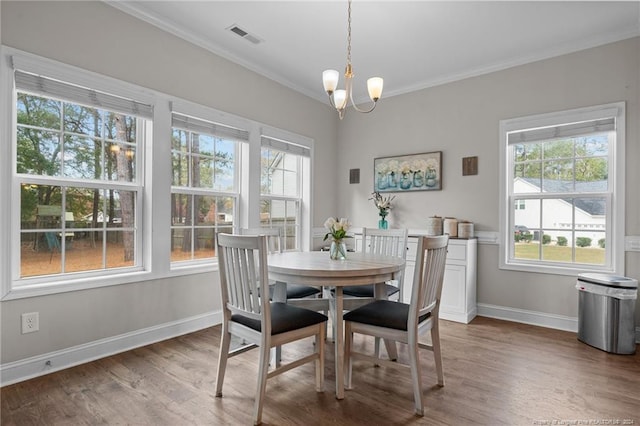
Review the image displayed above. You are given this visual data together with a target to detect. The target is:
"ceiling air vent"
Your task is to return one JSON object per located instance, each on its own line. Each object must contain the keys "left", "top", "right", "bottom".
{"left": 227, "top": 24, "right": 262, "bottom": 45}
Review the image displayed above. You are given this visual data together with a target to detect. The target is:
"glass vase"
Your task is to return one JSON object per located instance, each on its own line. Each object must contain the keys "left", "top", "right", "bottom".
{"left": 378, "top": 214, "right": 388, "bottom": 229}
{"left": 329, "top": 240, "right": 347, "bottom": 260}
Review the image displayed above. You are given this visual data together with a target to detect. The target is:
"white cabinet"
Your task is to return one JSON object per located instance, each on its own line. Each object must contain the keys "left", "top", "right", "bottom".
{"left": 345, "top": 229, "right": 477, "bottom": 324}
{"left": 404, "top": 237, "right": 477, "bottom": 324}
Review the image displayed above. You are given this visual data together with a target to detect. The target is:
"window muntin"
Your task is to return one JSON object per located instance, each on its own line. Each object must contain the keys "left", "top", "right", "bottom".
{"left": 16, "top": 89, "right": 145, "bottom": 281}
{"left": 502, "top": 104, "right": 623, "bottom": 274}
{"left": 170, "top": 117, "right": 240, "bottom": 264}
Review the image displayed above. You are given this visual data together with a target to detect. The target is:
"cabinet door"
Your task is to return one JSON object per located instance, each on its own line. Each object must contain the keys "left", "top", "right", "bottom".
{"left": 440, "top": 264, "right": 466, "bottom": 319}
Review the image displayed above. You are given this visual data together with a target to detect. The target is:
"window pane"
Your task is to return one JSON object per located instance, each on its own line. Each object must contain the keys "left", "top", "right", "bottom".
{"left": 542, "top": 160, "right": 574, "bottom": 192}
{"left": 215, "top": 197, "right": 235, "bottom": 226}
{"left": 513, "top": 198, "right": 539, "bottom": 260}
{"left": 63, "top": 135, "right": 100, "bottom": 179}
{"left": 172, "top": 152, "right": 189, "bottom": 186}
{"left": 576, "top": 135, "right": 608, "bottom": 156}
{"left": 261, "top": 149, "right": 299, "bottom": 196}
{"left": 171, "top": 227, "right": 193, "bottom": 262}
{"left": 17, "top": 128, "right": 61, "bottom": 176}
{"left": 194, "top": 228, "right": 214, "bottom": 259}
{"left": 106, "top": 230, "right": 135, "bottom": 268}
{"left": 64, "top": 103, "right": 101, "bottom": 135}
{"left": 171, "top": 193, "right": 190, "bottom": 225}
{"left": 172, "top": 129, "right": 188, "bottom": 152}
{"left": 575, "top": 231, "right": 605, "bottom": 265}
{"left": 575, "top": 157, "right": 607, "bottom": 189}
{"left": 513, "top": 143, "right": 540, "bottom": 162}
{"left": 21, "top": 233, "right": 62, "bottom": 277}
{"left": 17, "top": 94, "right": 61, "bottom": 128}
{"left": 543, "top": 139, "right": 573, "bottom": 160}
{"left": 195, "top": 195, "right": 216, "bottom": 225}
{"left": 214, "top": 140, "right": 235, "bottom": 191}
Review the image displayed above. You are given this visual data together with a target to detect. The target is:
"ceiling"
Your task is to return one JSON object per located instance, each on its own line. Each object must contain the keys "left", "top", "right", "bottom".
{"left": 108, "top": 1, "right": 640, "bottom": 104}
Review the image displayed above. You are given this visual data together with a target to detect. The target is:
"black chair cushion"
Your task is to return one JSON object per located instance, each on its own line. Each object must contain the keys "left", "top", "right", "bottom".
{"left": 232, "top": 302, "right": 328, "bottom": 335}
{"left": 343, "top": 300, "right": 431, "bottom": 331}
{"left": 341, "top": 284, "right": 399, "bottom": 298}
{"left": 269, "top": 284, "right": 321, "bottom": 299}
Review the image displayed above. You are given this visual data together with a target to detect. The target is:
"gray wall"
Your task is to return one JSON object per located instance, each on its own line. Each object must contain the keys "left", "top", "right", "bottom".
{"left": 1, "top": 0, "right": 638, "bottom": 369}
{"left": 337, "top": 37, "right": 640, "bottom": 326}
{"left": 0, "top": 1, "right": 338, "bottom": 364}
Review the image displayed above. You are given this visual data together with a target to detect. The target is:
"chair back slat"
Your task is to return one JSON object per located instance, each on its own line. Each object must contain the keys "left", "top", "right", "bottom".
{"left": 409, "top": 235, "right": 449, "bottom": 325}
{"left": 217, "top": 233, "right": 270, "bottom": 325}
{"left": 362, "top": 227, "right": 409, "bottom": 297}
{"left": 238, "top": 227, "right": 282, "bottom": 254}
{"left": 363, "top": 227, "right": 408, "bottom": 260}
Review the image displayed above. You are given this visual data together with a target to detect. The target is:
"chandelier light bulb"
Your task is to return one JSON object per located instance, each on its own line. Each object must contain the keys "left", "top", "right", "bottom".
{"left": 323, "top": 69, "right": 340, "bottom": 93}
{"left": 367, "top": 77, "right": 384, "bottom": 101}
{"left": 333, "top": 89, "right": 347, "bottom": 110}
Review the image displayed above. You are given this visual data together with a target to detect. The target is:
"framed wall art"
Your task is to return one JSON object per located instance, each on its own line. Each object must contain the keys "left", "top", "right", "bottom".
{"left": 374, "top": 151, "right": 442, "bottom": 192}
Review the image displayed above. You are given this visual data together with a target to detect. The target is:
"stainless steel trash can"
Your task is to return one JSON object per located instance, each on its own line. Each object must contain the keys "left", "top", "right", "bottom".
{"left": 576, "top": 273, "right": 638, "bottom": 355}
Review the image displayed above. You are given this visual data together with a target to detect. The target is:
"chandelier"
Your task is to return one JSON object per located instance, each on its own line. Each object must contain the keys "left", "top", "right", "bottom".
{"left": 322, "top": 0, "right": 383, "bottom": 120}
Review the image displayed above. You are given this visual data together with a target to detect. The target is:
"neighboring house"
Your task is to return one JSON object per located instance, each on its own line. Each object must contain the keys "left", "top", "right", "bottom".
{"left": 514, "top": 177, "right": 606, "bottom": 246}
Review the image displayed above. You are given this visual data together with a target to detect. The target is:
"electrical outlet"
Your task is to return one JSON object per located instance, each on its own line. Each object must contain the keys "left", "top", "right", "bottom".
{"left": 21, "top": 312, "right": 39, "bottom": 334}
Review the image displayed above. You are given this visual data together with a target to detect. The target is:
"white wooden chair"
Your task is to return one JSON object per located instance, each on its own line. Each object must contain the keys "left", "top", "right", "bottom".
{"left": 215, "top": 233, "right": 327, "bottom": 425}
{"left": 342, "top": 227, "right": 409, "bottom": 304}
{"left": 238, "top": 227, "right": 321, "bottom": 300}
{"left": 344, "top": 235, "right": 449, "bottom": 416}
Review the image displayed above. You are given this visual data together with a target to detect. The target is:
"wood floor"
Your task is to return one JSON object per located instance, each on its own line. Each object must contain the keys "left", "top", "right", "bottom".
{"left": 2, "top": 316, "right": 639, "bottom": 425}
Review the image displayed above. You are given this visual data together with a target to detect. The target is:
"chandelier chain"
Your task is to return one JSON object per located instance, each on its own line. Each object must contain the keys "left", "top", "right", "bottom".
{"left": 346, "top": 0, "right": 352, "bottom": 66}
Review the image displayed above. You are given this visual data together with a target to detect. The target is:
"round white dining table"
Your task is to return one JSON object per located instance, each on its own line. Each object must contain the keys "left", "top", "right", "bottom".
{"left": 267, "top": 251, "right": 405, "bottom": 399}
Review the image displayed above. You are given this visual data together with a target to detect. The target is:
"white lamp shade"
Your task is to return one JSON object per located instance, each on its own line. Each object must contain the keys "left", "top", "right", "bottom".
{"left": 322, "top": 70, "right": 340, "bottom": 93}
{"left": 333, "top": 89, "right": 347, "bottom": 109}
{"left": 367, "top": 77, "right": 384, "bottom": 101}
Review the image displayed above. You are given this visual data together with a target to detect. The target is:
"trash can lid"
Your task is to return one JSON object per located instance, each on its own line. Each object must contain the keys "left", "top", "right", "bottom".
{"left": 577, "top": 273, "right": 638, "bottom": 289}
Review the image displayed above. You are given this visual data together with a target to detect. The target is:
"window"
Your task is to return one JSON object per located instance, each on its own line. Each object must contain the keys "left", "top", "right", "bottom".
{"left": 499, "top": 103, "right": 625, "bottom": 275}
{"left": 2, "top": 47, "right": 314, "bottom": 298}
{"left": 14, "top": 69, "right": 151, "bottom": 283}
{"left": 260, "top": 136, "right": 311, "bottom": 251}
{"left": 170, "top": 112, "right": 245, "bottom": 264}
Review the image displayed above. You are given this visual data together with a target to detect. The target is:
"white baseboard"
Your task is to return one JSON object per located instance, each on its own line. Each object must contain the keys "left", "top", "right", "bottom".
{"left": 477, "top": 303, "right": 640, "bottom": 343}
{"left": 4, "top": 304, "right": 638, "bottom": 387}
{"left": 1, "top": 310, "right": 222, "bottom": 387}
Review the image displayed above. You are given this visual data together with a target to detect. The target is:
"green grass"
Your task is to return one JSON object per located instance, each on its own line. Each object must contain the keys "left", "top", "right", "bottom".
{"left": 515, "top": 243, "right": 605, "bottom": 265}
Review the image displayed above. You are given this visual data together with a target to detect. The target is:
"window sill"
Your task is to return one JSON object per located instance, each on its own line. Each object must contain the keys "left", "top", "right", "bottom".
{"left": 500, "top": 260, "right": 617, "bottom": 277}
{"left": 3, "top": 261, "right": 220, "bottom": 300}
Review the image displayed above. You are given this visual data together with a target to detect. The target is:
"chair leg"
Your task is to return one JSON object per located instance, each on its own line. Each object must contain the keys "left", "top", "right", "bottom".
{"left": 344, "top": 322, "right": 353, "bottom": 389}
{"left": 253, "top": 342, "right": 271, "bottom": 425}
{"left": 431, "top": 323, "right": 445, "bottom": 387}
{"left": 374, "top": 337, "right": 381, "bottom": 366}
{"left": 408, "top": 333, "right": 425, "bottom": 416}
{"left": 215, "top": 322, "right": 232, "bottom": 397}
{"left": 315, "top": 324, "right": 326, "bottom": 392}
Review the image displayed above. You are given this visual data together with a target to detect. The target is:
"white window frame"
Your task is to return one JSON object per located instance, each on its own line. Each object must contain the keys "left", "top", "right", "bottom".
{"left": 499, "top": 102, "right": 625, "bottom": 276}
{"left": 2, "top": 47, "right": 156, "bottom": 299}
{"left": 260, "top": 146, "right": 303, "bottom": 251}
{"left": 259, "top": 128, "right": 313, "bottom": 252}
{"left": 169, "top": 104, "right": 245, "bottom": 267}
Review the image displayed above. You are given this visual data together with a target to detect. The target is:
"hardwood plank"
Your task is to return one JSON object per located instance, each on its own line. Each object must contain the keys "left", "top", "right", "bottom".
{"left": 2, "top": 317, "right": 639, "bottom": 425}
